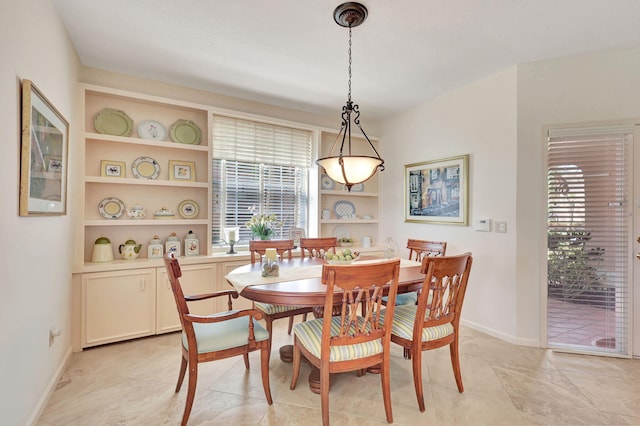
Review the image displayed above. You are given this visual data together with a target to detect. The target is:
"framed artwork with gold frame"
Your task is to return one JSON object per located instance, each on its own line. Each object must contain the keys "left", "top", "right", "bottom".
{"left": 169, "top": 160, "right": 195, "bottom": 182}
{"left": 19, "top": 79, "right": 69, "bottom": 216}
{"left": 404, "top": 154, "right": 469, "bottom": 225}
{"left": 100, "top": 160, "right": 126, "bottom": 178}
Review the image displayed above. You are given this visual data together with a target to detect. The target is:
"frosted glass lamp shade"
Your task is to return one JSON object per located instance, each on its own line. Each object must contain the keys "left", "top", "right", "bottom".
{"left": 317, "top": 156, "right": 383, "bottom": 186}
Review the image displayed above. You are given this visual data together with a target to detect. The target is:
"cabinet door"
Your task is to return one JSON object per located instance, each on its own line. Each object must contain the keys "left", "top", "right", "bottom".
{"left": 82, "top": 269, "right": 156, "bottom": 347}
{"left": 156, "top": 263, "right": 218, "bottom": 333}
{"left": 219, "top": 260, "right": 253, "bottom": 311}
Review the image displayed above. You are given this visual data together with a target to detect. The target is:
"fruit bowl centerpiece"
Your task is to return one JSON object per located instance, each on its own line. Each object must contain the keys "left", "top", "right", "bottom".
{"left": 324, "top": 248, "right": 360, "bottom": 265}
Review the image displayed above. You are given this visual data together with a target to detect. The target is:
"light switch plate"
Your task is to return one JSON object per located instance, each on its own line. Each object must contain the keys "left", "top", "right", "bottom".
{"left": 495, "top": 221, "right": 507, "bottom": 233}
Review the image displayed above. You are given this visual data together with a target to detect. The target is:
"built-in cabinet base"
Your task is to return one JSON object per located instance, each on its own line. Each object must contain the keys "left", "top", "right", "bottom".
{"left": 72, "top": 255, "right": 251, "bottom": 351}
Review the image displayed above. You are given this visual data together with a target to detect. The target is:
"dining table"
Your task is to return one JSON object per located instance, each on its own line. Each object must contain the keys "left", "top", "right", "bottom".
{"left": 225, "top": 255, "right": 426, "bottom": 394}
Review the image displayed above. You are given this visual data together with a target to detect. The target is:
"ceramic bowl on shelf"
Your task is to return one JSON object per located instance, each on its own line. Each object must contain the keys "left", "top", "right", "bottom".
{"left": 153, "top": 207, "right": 175, "bottom": 219}
{"left": 338, "top": 238, "right": 354, "bottom": 247}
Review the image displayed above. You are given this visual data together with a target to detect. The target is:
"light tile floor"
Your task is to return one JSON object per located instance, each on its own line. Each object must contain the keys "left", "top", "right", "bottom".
{"left": 547, "top": 298, "right": 619, "bottom": 349}
{"left": 39, "top": 321, "right": 640, "bottom": 425}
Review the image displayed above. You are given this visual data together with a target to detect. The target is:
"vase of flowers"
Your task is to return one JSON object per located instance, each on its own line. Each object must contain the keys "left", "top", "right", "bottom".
{"left": 245, "top": 212, "right": 282, "bottom": 240}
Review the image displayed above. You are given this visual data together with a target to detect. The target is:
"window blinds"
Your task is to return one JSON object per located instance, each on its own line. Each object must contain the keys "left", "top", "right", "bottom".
{"left": 211, "top": 115, "right": 311, "bottom": 244}
{"left": 212, "top": 115, "right": 312, "bottom": 167}
{"left": 547, "top": 128, "right": 632, "bottom": 356}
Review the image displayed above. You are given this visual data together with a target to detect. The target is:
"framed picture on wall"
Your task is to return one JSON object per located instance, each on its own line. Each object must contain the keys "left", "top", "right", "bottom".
{"left": 404, "top": 154, "right": 469, "bottom": 225}
{"left": 19, "top": 79, "right": 69, "bottom": 216}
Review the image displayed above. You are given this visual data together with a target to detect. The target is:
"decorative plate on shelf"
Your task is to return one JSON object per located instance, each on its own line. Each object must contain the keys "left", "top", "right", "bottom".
{"left": 350, "top": 183, "right": 364, "bottom": 192}
{"left": 332, "top": 225, "right": 351, "bottom": 241}
{"left": 321, "top": 174, "right": 335, "bottom": 190}
{"left": 169, "top": 119, "right": 202, "bottom": 145}
{"left": 334, "top": 200, "right": 356, "bottom": 219}
{"left": 98, "top": 197, "right": 125, "bottom": 219}
{"left": 137, "top": 120, "right": 167, "bottom": 141}
{"left": 94, "top": 108, "right": 133, "bottom": 136}
{"left": 178, "top": 199, "right": 199, "bottom": 219}
{"left": 131, "top": 156, "right": 160, "bottom": 179}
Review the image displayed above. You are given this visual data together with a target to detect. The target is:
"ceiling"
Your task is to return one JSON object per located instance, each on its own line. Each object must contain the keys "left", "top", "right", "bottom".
{"left": 52, "top": 0, "right": 640, "bottom": 121}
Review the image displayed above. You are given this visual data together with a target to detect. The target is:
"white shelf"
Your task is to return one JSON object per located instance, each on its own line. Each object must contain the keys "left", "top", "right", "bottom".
{"left": 321, "top": 219, "right": 378, "bottom": 224}
{"left": 85, "top": 132, "right": 209, "bottom": 152}
{"left": 321, "top": 190, "right": 377, "bottom": 197}
{"left": 85, "top": 219, "right": 209, "bottom": 226}
{"left": 84, "top": 176, "right": 209, "bottom": 188}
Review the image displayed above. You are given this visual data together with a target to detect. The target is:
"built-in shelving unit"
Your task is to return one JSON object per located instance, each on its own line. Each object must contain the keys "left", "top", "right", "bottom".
{"left": 318, "top": 131, "right": 382, "bottom": 253}
{"left": 76, "top": 84, "right": 213, "bottom": 270}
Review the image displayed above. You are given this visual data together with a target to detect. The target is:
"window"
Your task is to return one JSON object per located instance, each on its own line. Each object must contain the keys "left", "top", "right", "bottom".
{"left": 212, "top": 116, "right": 312, "bottom": 245}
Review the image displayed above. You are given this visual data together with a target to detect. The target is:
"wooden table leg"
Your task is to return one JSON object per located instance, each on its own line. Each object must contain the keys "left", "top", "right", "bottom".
{"left": 279, "top": 305, "right": 342, "bottom": 395}
{"left": 279, "top": 344, "right": 321, "bottom": 394}
{"left": 279, "top": 344, "right": 293, "bottom": 363}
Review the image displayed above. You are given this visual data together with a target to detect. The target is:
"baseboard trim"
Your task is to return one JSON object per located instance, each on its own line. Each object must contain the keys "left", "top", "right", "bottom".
{"left": 461, "top": 318, "right": 540, "bottom": 348}
{"left": 26, "top": 346, "right": 73, "bottom": 426}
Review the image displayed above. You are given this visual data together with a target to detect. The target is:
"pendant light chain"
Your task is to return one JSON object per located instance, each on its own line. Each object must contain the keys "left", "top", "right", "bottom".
{"left": 347, "top": 25, "right": 352, "bottom": 104}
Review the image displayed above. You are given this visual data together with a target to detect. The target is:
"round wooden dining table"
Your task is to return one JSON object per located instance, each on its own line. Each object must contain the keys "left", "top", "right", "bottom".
{"left": 226, "top": 256, "right": 426, "bottom": 394}
{"left": 227, "top": 257, "right": 425, "bottom": 305}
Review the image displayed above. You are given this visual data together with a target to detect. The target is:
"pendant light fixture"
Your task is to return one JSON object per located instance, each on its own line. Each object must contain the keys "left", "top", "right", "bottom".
{"left": 316, "top": 2, "right": 384, "bottom": 191}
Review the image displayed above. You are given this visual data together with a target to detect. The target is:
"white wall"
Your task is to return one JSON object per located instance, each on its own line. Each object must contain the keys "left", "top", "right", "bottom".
{"left": 379, "top": 67, "right": 519, "bottom": 342}
{"left": 380, "top": 47, "right": 640, "bottom": 346}
{"left": 0, "top": 1, "right": 79, "bottom": 424}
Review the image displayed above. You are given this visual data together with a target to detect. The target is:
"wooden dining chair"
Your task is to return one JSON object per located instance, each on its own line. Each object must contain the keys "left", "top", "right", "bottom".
{"left": 163, "top": 253, "right": 272, "bottom": 426}
{"left": 290, "top": 259, "right": 401, "bottom": 426}
{"left": 388, "top": 239, "right": 448, "bottom": 306}
{"left": 299, "top": 237, "right": 338, "bottom": 258}
{"left": 248, "top": 239, "right": 313, "bottom": 336}
{"left": 382, "top": 252, "right": 472, "bottom": 413}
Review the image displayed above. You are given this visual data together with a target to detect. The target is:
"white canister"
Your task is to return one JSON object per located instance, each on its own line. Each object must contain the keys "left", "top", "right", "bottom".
{"left": 165, "top": 232, "right": 181, "bottom": 256}
{"left": 148, "top": 235, "right": 164, "bottom": 259}
{"left": 362, "top": 236, "right": 373, "bottom": 248}
{"left": 322, "top": 208, "right": 331, "bottom": 219}
{"left": 184, "top": 230, "right": 199, "bottom": 256}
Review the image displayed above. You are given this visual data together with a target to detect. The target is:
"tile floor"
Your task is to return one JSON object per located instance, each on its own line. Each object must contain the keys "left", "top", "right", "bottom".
{"left": 38, "top": 321, "right": 640, "bottom": 425}
{"left": 547, "top": 298, "right": 620, "bottom": 350}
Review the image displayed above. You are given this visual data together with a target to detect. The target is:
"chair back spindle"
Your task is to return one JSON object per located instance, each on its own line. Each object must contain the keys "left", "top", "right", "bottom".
{"left": 300, "top": 237, "right": 338, "bottom": 259}
{"left": 407, "top": 239, "right": 447, "bottom": 262}
{"left": 249, "top": 239, "right": 294, "bottom": 264}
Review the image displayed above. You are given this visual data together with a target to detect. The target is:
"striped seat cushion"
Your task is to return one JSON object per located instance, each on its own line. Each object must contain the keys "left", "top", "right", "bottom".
{"left": 380, "top": 305, "right": 454, "bottom": 341}
{"left": 254, "top": 302, "right": 306, "bottom": 315}
{"left": 382, "top": 291, "right": 418, "bottom": 306}
{"left": 293, "top": 316, "right": 383, "bottom": 361}
{"left": 183, "top": 311, "right": 270, "bottom": 354}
